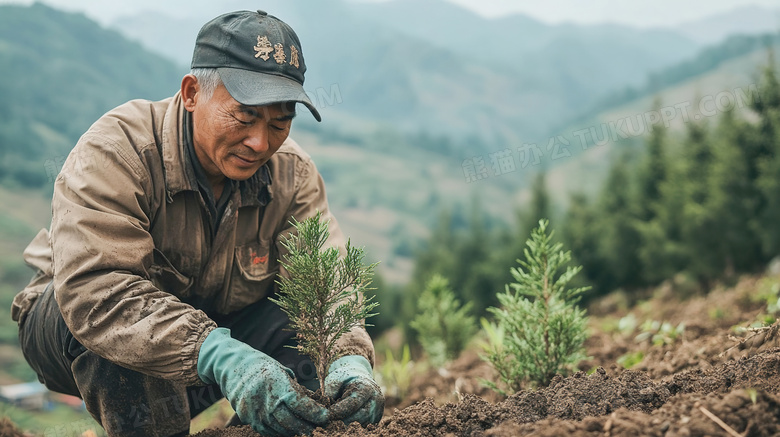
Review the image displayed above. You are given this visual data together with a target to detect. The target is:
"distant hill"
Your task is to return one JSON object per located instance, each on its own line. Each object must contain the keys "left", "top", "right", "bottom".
{"left": 110, "top": 0, "right": 701, "bottom": 145}
{"left": 581, "top": 33, "right": 780, "bottom": 124}
{"left": 0, "top": 3, "right": 183, "bottom": 188}
{"left": 673, "top": 5, "right": 780, "bottom": 44}
{"left": 350, "top": 0, "right": 699, "bottom": 87}
{"left": 542, "top": 40, "right": 780, "bottom": 207}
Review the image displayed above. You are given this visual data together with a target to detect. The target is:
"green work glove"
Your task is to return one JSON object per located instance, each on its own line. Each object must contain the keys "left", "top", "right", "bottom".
{"left": 197, "top": 328, "right": 328, "bottom": 436}
{"left": 324, "top": 355, "right": 385, "bottom": 426}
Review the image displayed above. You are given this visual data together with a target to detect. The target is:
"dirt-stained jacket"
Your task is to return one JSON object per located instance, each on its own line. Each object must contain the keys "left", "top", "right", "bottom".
{"left": 11, "top": 92, "right": 374, "bottom": 386}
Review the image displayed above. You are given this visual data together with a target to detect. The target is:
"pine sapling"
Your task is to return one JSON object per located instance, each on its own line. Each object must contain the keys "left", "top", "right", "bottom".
{"left": 482, "top": 219, "right": 590, "bottom": 394}
{"left": 270, "top": 212, "right": 379, "bottom": 397}
{"left": 410, "top": 274, "right": 476, "bottom": 367}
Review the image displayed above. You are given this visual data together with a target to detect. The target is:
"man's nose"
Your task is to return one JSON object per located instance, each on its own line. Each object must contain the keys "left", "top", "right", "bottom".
{"left": 243, "top": 124, "right": 269, "bottom": 153}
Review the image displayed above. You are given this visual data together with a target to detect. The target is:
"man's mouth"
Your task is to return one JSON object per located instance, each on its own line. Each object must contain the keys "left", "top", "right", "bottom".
{"left": 233, "top": 155, "right": 260, "bottom": 165}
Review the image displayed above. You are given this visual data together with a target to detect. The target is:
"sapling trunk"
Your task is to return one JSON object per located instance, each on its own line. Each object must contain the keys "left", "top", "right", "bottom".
{"left": 270, "top": 211, "right": 378, "bottom": 398}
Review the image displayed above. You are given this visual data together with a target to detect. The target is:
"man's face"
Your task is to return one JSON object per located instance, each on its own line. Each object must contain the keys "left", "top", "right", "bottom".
{"left": 186, "top": 80, "right": 295, "bottom": 183}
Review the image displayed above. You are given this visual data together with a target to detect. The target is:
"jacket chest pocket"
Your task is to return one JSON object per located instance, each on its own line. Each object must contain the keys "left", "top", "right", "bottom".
{"left": 149, "top": 249, "right": 193, "bottom": 299}
{"left": 224, "top": 239, "right": 279, "bottom": 313}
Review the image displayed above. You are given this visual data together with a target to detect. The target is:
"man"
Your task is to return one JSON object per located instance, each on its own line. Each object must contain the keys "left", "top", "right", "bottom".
{"left": 11, "top": 10, "right": 383, "bottom": 437}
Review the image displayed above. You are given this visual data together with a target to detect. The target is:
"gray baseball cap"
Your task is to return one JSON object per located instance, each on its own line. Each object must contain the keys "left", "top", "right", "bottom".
{"left": 191, "top": 10, "right": 321, "bottom": 121}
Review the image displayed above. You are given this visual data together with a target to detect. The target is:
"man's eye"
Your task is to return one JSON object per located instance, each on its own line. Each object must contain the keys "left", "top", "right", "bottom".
{"left": 233, "top": 115, "right": 253, "bottom": 126}
{"left": 270, "top": 124, "right": 286, "bottom": 131}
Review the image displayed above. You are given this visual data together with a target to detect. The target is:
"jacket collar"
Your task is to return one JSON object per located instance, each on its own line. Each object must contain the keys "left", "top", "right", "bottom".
{"left": 161, "top": 91, "right": 273, "bottom": 207}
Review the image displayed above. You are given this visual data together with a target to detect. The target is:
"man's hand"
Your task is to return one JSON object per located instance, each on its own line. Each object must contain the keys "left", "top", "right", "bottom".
{"left": 197, "top": 328, "right": 328, "bottom": 436}
{"left": 324, "top": 355, "right": 384, "bottom": 425}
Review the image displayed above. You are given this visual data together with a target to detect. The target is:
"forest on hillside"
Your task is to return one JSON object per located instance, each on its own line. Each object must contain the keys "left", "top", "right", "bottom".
{"left": 0, "top": 3, "right": 181, "bottom": 189}
{"left": 387, "top": 56, "right": 780, "bottom": 339}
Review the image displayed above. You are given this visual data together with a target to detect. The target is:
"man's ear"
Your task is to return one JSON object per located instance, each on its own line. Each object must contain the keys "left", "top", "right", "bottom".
{"left": 181, "top": 74, "right": 199, "bottom": 112}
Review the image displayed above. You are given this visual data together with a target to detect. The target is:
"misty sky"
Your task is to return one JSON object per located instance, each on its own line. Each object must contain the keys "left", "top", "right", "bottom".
{"left": 446, "top": 0, "right": 780, "bottom": 26}
{"left": 1, "top": 0, "right": 779, "bottom": 28}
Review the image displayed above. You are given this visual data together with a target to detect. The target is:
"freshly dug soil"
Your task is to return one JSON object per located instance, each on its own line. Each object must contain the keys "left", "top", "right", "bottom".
{"left": 192, "top": 425, "right": 257, "bottom": 437}
{"left": 190, "top": 275, "right": 780, "bottom": 437}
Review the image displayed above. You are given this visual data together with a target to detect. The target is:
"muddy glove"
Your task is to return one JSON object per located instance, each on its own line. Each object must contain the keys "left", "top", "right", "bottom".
{"left": 325, "top": 355, "right": 384, "bottom": 425}
{"left": 197, "top": 327, "right": 329, "bottom": 436}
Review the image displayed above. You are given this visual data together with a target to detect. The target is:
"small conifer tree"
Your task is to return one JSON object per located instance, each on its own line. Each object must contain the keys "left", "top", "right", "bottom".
{"left": 410, "top": 274, "right": 476, "bottom": 367}
{"left": 271, "top": 212, "right": 379, "bottom": 396}
{"left": 482, "top": 219, "right": 589, "bottom": 394}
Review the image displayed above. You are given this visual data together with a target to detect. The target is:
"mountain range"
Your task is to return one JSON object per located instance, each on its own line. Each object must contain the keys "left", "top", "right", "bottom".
{"left": 109, "top": 0, "right": 779, "bottom": 145}
{"left": 0, "top": 2, "right": 778, "bottom": 283}
{"left": 110, "top": 0, "right": 694, "bottom": 142}
{"left": 675, "top": 4, "right": 780, "bottom": 44}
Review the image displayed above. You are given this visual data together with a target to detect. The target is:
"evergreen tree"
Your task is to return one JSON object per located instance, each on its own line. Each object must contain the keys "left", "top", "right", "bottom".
{"left": 521, "top": 171, "right": 552, "bottom": 237}
{"left": 635, "top": 114, "right": 690, "bottom": 284}
{"left": 557, "top": 57, "right": 780, "bottom": 292}
{"left": 752, "top": 53, "right": 780, "bottom": 259}
{"left": 706, "top": 109, "right": 763, "bottom": 277}
{"left": 748, "top": 50, "right": 780, "bottom": 181}
{"left": 483, "top": 220, "right": 589, "bottom": 393}
{"left": 410, "top": 274, "right": 477, "bottom": 367}
{"left": 454, "top": 198, "right": 503, "bottom": 316}
{"left": 757, "top": 127, "right": 780, "bottom": 258}
{"left": 596, "top": 154, "right": 643, "bottom": 291}
{"left": 679, "top": 118, "right": 719, "bottom": 287}
{"left": 561, "top": 192, "right": 604, "bottom": 299}
{"left": 272, "top": 212, "right": 378, "bottom": 395}
{"left": 636, "top": 99, "right": 668, "bottom": 222}
{"left": 636, "top": 160, "right": 687, "bottom": 285}
{"left": 629, "top": 98, "right": 690, "bottom": 285}
{"left": 681, "top": 117, "right": 712, "bottom": 206}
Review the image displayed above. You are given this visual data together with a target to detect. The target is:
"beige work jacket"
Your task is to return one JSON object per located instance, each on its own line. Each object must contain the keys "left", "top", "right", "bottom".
{"left": 11, "top": 92, "right": 374, "bottom": 385}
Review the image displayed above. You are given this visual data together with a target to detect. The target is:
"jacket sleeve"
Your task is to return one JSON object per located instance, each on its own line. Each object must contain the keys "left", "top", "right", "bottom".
{"left": 275, "top": 154, "right": 376, "bottom": 367}
{"left": 50, "top": 132, "right": 216, "bottom": 385}
{"left": 11, "top": 228, "right": 54, "bottom": 325}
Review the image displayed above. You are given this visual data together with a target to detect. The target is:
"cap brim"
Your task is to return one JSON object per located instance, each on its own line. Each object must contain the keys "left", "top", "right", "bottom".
{"left": 217, "top": 68, "right": 321, "bottom": 122}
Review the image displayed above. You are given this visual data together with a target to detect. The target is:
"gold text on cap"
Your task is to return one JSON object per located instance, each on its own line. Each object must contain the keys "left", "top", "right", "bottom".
{"left": 253, "top": 36, "right": 273, "bottom": 60}
{"left": 273, "top": 43, "right": 286, "bottom": 64}
{"left": 289, "top": 46, "right": 300, "bottom": 68}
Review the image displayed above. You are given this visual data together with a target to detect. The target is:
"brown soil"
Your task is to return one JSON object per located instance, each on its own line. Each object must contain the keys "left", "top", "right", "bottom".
{"left": 191, "top": 274, "right": 780, "bottom": 437}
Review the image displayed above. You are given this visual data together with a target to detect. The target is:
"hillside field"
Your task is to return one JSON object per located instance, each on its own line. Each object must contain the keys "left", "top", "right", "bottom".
{"left": 179, "top": 272, "right": 780, "bottom": 436}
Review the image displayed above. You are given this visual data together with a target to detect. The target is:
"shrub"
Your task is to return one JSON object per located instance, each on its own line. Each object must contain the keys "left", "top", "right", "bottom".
{"left": 374, "top": 344, "right": 419, "bottom": 401}
{"left": 617, "top": 351, "right": 645, "bottom": 369}
{"left": 634, "top": 320, "right": 685, "bottom": 346}
{"left": 482, "top": 219, "right": 590, "bottom": 394}
{"left": 410, "top": 274, "right": 477, "bottom": 368}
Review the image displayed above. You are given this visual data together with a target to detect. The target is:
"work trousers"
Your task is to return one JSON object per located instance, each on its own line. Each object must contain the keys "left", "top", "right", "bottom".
{"left": 18, "top": 283, "right": 317, "bottom": 437}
